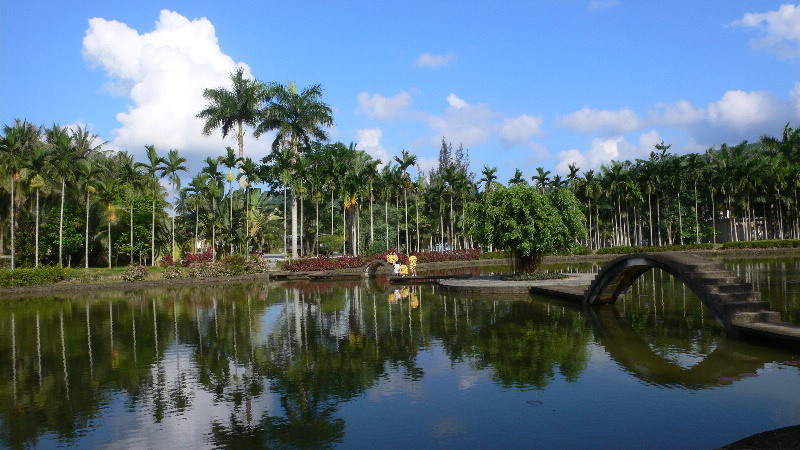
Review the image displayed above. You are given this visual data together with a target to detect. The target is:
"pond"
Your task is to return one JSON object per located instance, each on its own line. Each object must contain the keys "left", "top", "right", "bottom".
{"left": 1, "top": 257, "right": 800, "bottom": 448}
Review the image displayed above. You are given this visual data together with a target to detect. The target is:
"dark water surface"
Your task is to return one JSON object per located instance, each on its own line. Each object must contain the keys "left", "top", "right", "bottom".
{"left": 2, "top": 258, "right": 800, "bottom": 448}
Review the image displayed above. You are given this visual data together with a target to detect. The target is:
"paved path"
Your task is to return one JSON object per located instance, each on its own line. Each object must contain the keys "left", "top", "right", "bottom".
{"left": 438, "top": 273, "right": 595, "bottom": 299}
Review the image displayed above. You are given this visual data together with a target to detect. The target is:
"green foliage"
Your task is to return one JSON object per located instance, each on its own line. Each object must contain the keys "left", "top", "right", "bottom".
{"left": 221, "top": 254, "right": 247, "bottom": 275}
{"left": 466, "top": 184, "right": 587, "bottom": 271}
{"left": 500, "top": 271, "right": 568, "bottom": 281}
{"left": 596, "top": 243, "right": 716, "bottom": 254}
{"left": 0, "top": 266, "right": 68, "bottom": 287}
{"left": 480, "top": 250, "right": 510, "bottom": 259}
{"left": 122, "top": 264, "right": 148, "bottom": 281}
{"left": 721, "top": 239, "right": 800, "bottom": 249}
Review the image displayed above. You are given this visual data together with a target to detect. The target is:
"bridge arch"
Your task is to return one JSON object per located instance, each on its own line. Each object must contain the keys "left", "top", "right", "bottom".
{"left": 583, "top": 252, "right": 777, "bottom": 332}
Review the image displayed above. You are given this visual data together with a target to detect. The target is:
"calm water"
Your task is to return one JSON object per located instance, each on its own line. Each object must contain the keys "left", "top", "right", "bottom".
{"left": 2, "top": 258, "right": 800, "bottom": 449}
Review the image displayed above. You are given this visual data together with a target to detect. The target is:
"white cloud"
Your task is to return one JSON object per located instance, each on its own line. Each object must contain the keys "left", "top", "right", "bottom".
{"left": 446, "top": 93, "right": 469, "bottom": 109}
{"left": 355, "top": 128, "right": 390, "bottom": 165}
{"left": 82, "top": 10, "right": 270, "bottom": 168}
{"left": 650, "top": 100, "right": 705, "bottom": 126}
{"left": 416, "top": 156, "right": 439, "bottom": 175}
{"left": 556, "top": 131, "right": 660, "bottom": 172}
{"left": 732, "top": 4, "right": 800, "bottom": 59}
{"left": 415, "top": 52, "right": 456, "bottom": 68}
{"left": 707, "top": 89, "right": 784, "bottom": 128}
{"left": 587, "top": 0, "right": 620, "bottom": 12}
{"left": 560, "top": 106, "right": 643, "bottom": 134}
{"left": 500, "top": 114, "right": 543, "bottom": 147}
{"left": 427, "top": 94, "right": 495, "bottom": 147}
{"left": 792, "top": 82, "right": 800, "bottom": 118}
{"left": 356, "top": 91, "right": 412, "bottom": 120}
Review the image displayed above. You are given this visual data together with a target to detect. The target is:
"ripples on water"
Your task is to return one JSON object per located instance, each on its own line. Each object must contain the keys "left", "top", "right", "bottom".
{"left": 0, "top": 258, "right": 799, "bottom": 448}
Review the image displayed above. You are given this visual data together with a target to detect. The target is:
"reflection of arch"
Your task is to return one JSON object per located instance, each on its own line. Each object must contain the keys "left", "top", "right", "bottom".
{"left": 588, "top": 306, "right": 796, "bottom": 389}
{"left": 584, "top": 252, "right": 778, "bottom": 331}
{"left": 361, "top": 261, "right": 386, "bottom": 279}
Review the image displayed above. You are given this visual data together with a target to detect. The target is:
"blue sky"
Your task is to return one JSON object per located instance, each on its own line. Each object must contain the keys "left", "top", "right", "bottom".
{"left": 3, "top": 1, "right": 800, "bottom": 181}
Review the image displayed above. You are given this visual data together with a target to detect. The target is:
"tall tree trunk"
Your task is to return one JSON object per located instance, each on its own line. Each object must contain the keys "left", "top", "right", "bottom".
{"left": 108, "top": 218, "right": 112, "bottom": 269}
{"left": 449, "top": 194, "right": 455, "bottom": 250}
{"left": 648, "top": 193, "right": 653, "bottom": 246}
{"left": 130, "top": 201, "right": 135, "bottom": 264}
{"left": 342, "top": 206, "right": 347, "bottom": 255}
{"left": 677, "top": 188, "right": 683, "bottom": 244}
{"left": 35, "top": 189, "right": 40, "bottom": 267}
{"left": 85, "top": 190, "right": 91, "bottom": 268}
{"left": 415, "top": 194, "right": 420, "bottom": 252}
{"left": 315, "top": 201, "right": 319, "bottom": 256}
{"left": 60, "top": 178, "right": 66, "bottom": 267}
{"left": 711, "top": 197, "right": 717, "bottom": 244}
{"left": 370, "top": 189, "right": 374, "bottom": 249}
{"left": 10, "top": 176, "right": 14, "bottom": 270}
{"left": 656, "top": 197, "right": 662, "bottom": 246}
{"left": 694, "top": 182, "right": 699, "bottom": 244}
{"left": 403, "top": 188, "right": 409, "bottom": 252}
{"left": 194, "top": 202, "right": 199, "bottom": 255}
{"left": 385, "top": 199, "right": 389, "bottom": 250}
{"left": 237, "top": 120, "right": 244, "bottom": 159}
{"left": 151, "top": 189, "right": 156, "bottom": 266}
{"left": 300, "top": 196, "right": 304, "bottom": 256}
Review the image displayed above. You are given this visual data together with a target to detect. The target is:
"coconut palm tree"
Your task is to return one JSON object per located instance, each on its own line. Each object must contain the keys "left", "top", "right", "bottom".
{"left": 1, "top": 119, "right": 41, "bottom": 269}
{"left": 96, "top": 174, "right": 122, "bottom": 268}
{"left": 76, "top": 158, "right": 104, "bottom": 268}
{"left": 46, "top": 124, "right": 83, "bottom": 266}
{"left": 25, "top": 144, "right": 51, "bottom": 267}
{"left": 136, "top": 145, "right": 165, "bottom": 265}
{"left": 508, "top": 169, "right": 525, "bottom": 185}
{"left": 479, "top": 165, "right": 498, "bottom": 193}
{"left": 219, "top": 146, "right": 242, "bottom": 252}
{"left": 532, "top": 167, "right": 551, "bottom": 194}
{"left": 197, "top": 67, "right": 267, "bottom": 159}
{"left": 240, "top": 157, "right": 260, "bottom": 252}
{"left": 160, "top": 149, "right": 188, "bottom": 260}
{"left": 255, "top": 82, "right": 333, "bottom": 258}
{"left": 394, "top": 149, "right": 417, "bottom": 252}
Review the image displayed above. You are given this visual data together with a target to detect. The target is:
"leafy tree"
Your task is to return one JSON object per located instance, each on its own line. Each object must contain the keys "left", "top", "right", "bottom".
{"left": 466, "top": 183, "right": 586, "bottom": 272}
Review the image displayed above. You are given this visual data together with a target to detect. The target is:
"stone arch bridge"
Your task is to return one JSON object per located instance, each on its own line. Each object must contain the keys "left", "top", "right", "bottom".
{"left": 583, "top": 252, "right": 800, "bottom": 343}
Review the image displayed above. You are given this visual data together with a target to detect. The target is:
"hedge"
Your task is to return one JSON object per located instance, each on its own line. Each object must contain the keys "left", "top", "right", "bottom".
{"left": 721, "top": 239, "right": 800, "bottom": 249}
{"left": 596, "top": 243, "right": 716, "bottom": 254}
{"left": 0, "top": 266, "right": 69, "bottom": 287}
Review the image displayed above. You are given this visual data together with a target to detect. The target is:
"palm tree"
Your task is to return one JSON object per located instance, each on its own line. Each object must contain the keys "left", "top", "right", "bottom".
{"left": 113, "top": 152, "right": 142, "bottom": 264}
{"left": 160, "top": 149, "right": 188, "bottom": 260}
{"left": 479, "top": 165, "right": 498, "bottom": 193}
{"left": 183, "top": 174, "right": 209, "bottom": 254}
{"left": 394, "top": 149, "right": 417, "bottom": 252}
{"left": 76, "top": 158, "right": 104, "bottom": 268}
{"left": 508, "top": 169, "right": 525, "bottom": 185}
{"left": 96, "top": 174, "right": 121, "bottom": 268}
{"left": 255, "top": 82, "right": 334, "bottom": 258}
{"left": 136, "top": 145, "right": 165, "bottom": 265}
{"left": 25, "top": 144, "right": 51, "bottom": 267}
{"left": 532, "top": 167, "right": 551, "bottom": 194}
{"left": 219, "top": 146, "right": 242, "bottom": 253}
{"left": 46, "top": 124, "right": 82, "bottom": 266}
{"left": 240, "top": 157, "right": 260, "bottom": 252}
{"left": 197, "top": 67, "right": 267, "bottom": 159}
{"left": 1, "top": 119, "right": 41, "bottom": 269}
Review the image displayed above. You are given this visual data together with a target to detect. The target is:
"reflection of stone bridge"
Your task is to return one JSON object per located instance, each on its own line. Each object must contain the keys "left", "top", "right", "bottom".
{"left": 583, "top": 252, "right": 800, "bottom": 345}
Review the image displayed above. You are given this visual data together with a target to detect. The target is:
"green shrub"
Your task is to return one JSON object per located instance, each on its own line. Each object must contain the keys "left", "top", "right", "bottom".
{"left": 188, "top": 262, "right": 226, "bottom": 278}
{"left": 122, "top": 264, "right": 148, "bottom": 282}
{"left": 0, "top": 266, "right": 69, "bottom": 287}
{"left": 721, "top": 239, "right": 800, "bottom": 249}
{"left": 221, "top": 254, "right": 247, "bottom": 275}
{"left": 596, "top": 243, "right": 715, "bottom": 254}
{"left": 480, "top": 251, "right": 510, "bottom": 259}
{"left": 163, "top": 265, "right": 183, "bottom": 279}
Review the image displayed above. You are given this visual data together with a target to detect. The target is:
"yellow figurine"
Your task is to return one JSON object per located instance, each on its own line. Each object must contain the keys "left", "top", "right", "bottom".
{"left": 408, "top": 255, "right": 418, "bottom": 276}
{"left": 400, "top": 264, "right": 409, "bottom": 276}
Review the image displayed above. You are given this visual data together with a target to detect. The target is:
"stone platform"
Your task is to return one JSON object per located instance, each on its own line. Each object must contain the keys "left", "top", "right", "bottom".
{"left": 437, "top": 273, "right": 595, "bottom": 300}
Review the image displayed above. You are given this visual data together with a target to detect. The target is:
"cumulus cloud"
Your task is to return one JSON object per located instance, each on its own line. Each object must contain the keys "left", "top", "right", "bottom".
{"left": 500, "top": 114, "right": 543, "bottom": 147}
{"left": 731, "top": 4, "right": 800, "bottom": 59}
{"left": 556, "top": 130, "right": 661, "bottom": 173}
{"left": 356, "top": 91, "right": 412, "bottom": 120}
{"left": 650, "top": 100, "right": 705, "bottom": 126}
{"left": 426, "top": 94, "right": 495, "bottom": 147}
{"left": 415, "top": 52, "right": 456, "bottom": 68}
{"left": 707, "top": 89, "right": 785, "bottom": 128}
{"left": 82, "top": 10, "right": 269, "bottom": 167}
{"left": 560, "top": 106, "right": 643, "bottom": 134}
{"left": 355, "top": 128, "right": 390, "bottom": 165}
{"left": 587, "top": 0, "right": 620, "bottom": 12}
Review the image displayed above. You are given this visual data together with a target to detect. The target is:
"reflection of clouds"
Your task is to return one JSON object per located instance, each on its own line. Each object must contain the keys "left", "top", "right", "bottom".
{"left": 366, "top": 370, "right": 424, "bottom": 401}
{"left": 431, "top": 416, "right": 467, "bottom": 437}
{"left": 106, "top": 342, "right": 276, "bottom": 448}
{"left": 458, "top": 375, "right": 479, "bottom": 391}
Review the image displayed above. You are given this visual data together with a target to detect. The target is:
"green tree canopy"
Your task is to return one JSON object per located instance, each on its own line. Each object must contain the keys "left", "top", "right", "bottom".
{"left": 466, "top": 183, "right": 586, "bottom": 272}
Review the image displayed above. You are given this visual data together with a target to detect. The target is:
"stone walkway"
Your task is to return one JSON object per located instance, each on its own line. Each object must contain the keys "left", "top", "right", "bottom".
{"left": 438, "top": 273, "right": 595, "bottom": 300}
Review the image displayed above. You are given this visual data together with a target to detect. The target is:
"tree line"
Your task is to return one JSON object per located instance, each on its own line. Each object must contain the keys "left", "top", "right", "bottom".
{"left": 2, "top": 65, "right": 798, "bottom": 268}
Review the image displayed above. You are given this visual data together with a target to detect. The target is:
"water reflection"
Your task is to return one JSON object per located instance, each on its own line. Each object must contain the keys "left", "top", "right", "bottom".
{"left": 0, "top": 259, "right": 798, "bottom": 447}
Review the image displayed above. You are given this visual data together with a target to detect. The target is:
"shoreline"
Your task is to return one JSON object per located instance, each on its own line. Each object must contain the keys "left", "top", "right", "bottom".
{"left": 0, "top": 248, "right": 798, "bottom": 299}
